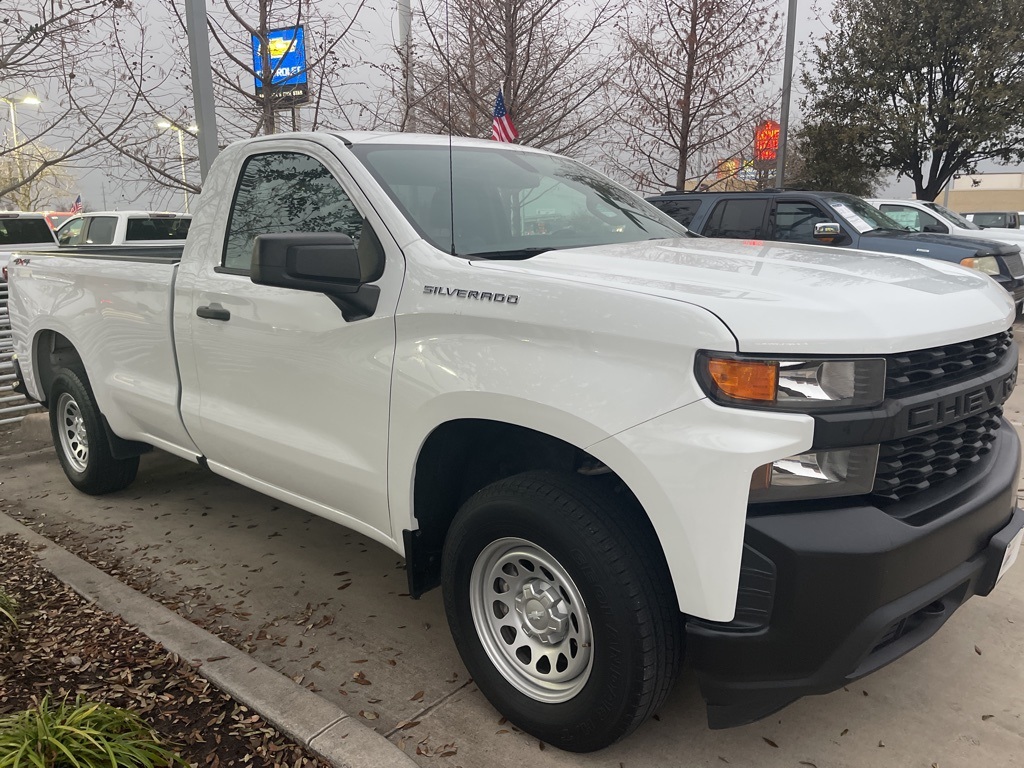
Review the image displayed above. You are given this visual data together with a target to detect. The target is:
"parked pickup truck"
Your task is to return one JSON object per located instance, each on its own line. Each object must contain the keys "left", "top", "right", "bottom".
{"left": 868, "top": 198, "right": 1024, "bottom": 249}
{"left": 0, "top": 211, "right": 58, "bottom": 281}
{"left": 8, "top": 133, "right": 1024, "bottom": 752}
{"left": 55, "top": 210, "right": 192, "bottom": 247}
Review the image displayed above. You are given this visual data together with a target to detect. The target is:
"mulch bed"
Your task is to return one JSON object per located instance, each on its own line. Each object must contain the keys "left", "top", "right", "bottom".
{"left": 0, "top": 533, "right": 334, "bottom": 768}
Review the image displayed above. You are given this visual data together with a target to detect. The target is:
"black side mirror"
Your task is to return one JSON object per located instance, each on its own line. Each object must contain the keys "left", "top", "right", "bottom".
{"left": 922, "top": 224, "right": 947, "bottom": 234}
{"left": 251, "top": 232, "right": 381, "bottom": 321}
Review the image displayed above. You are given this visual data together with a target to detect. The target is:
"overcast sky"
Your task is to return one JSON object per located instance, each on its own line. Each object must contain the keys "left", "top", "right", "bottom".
{"left": 20, "top": 0, "right": 1018, "bottom": 212}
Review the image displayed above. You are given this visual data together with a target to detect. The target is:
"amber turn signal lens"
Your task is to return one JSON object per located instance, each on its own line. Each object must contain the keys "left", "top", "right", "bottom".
{"left": 707, "top": 358, "right": 778, "bottom": 402}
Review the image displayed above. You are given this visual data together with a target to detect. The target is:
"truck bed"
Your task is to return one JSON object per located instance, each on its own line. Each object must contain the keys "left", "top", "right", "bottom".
{"left": 8, "top": 250, "right": 194, "bottom": 455}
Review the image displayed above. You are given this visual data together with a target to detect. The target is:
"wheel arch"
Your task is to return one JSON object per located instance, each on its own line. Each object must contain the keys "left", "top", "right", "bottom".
{"left": 403, "top": 418, "right": 676, "bottom": 611}
{"left": 33, "top": 329, "right": 150, "bottom": 460}
{"left": 32, "top": 329, "right": 87, "bottom": 407}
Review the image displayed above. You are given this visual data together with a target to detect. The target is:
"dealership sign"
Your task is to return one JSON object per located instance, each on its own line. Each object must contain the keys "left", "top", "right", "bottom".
{"left": 251, "top": 27, "right": 309, "bottom": 106}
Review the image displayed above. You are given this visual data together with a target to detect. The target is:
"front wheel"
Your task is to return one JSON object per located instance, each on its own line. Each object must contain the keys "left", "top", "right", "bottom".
{"left": 442, "top": 471, "right": 682, "bottom": 752}
{"left": 49, "top": 369, "right": 139, "bottom": 494}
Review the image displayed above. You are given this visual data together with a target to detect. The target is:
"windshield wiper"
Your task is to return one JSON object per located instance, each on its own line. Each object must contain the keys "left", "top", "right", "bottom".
{"left": 863, "top": 227, "right": 909, "bottom": 235}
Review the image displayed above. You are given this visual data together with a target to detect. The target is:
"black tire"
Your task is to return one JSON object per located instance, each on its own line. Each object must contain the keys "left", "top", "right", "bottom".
{"left": 442, "top": 470, "right": 683, "bottom": 752}
{"left": 48, "top": 369, "right": 139, "bottom": 495}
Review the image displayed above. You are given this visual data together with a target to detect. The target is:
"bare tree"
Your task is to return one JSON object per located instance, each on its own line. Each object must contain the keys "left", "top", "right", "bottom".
{"left": 90, "top": 0, "right": 369, "bottom": 204}
{"left": 0, "top": 145, "right": 76, "bottom": 209}
{"left": 0, "top": 0, "right": 144, "bottom": 203}
{"left": 410, "top": 0, "right": 620, "bottom": 155}
{"left": 612, "top": 0, "right": 781, "bottom": 193}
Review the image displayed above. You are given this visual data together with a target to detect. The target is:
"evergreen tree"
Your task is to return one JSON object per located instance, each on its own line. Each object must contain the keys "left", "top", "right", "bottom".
{"left": 801, "top": 0, "right": 1024, "bottom": 201}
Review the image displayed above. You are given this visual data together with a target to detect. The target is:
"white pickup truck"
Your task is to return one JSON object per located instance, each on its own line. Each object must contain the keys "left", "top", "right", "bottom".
{"left": 0, "top": 212, "right": 58, "bottom": 281}
{"left": 55, "top": 210, "right": 192, "bottom": 247}
{"left": 7, "top": 133, "right": 1024, "bottom": 752}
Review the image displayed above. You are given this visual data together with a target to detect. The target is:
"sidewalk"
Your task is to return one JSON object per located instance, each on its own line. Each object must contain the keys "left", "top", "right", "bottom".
{"left": 0, "top": 503, "right": 418, "bottom": 768}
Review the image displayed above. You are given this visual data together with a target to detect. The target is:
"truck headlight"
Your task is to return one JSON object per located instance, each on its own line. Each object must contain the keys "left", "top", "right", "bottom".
{"left": 697, "top": 353, "right": 886, "bottom": 411}
{"left": 749, "top": 445, "right": 879, "bottom": 502}
{"left": 960, "top": 256, "right": 1000, "bottom": 275}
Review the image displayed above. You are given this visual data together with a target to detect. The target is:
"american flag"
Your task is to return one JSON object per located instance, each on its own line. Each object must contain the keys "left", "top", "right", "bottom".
{"left": 69, "top": 195, "right": 83, "bottom": 214}
{"left": 491, "top": 89, "right": 519, "bottom": 143}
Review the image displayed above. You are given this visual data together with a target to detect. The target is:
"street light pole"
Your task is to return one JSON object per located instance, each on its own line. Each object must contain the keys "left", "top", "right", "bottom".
{"left": 1, "top": 94, "right": 42, "bottom": 148}
{"left": 2, "top": 94, "right": 41, "bottom": 204}
{"left": 176, "top": 128, "right": 189, "bottom": 213}
{"left": 4, "top": 99, "right": 19, "bottom": 147}
{"left": 158, "top": 121, "right": 197, "bottom": 214}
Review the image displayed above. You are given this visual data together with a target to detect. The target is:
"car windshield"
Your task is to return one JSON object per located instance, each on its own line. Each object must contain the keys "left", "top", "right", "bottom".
{"left": 824, "top": 194, "right": 908, "bottom": 234}
{"left": 922, "top": 202, "right": 980, "bottom": 230}
{"left": 349, "top": 144, "right": 689, "bottom": 257}
{"left": 970, "top": 212, "right": 1012, "bottom": 228}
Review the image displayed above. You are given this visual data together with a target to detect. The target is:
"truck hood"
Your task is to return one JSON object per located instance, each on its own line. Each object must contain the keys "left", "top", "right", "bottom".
{"left": 967, "top": 227, "right": 1024, "bottom": 247}
{"left": 858, "top": 231, "right": 1020, "bottom": 261}
{"left": 472, "top": 238, "right": 1014, "bottom": 354}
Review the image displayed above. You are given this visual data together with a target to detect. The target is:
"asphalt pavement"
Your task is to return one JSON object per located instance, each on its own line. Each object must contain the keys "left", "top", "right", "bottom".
{"left": 3, "top": 344, "right": 1024, "bottom": 767}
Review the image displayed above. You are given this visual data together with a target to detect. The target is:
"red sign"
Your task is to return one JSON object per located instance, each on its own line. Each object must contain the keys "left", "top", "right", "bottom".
{"left": 754, "top": 120, "right": 780, "bottom": 163}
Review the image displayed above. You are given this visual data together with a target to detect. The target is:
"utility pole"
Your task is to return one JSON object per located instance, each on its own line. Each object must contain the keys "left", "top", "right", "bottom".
{"left": 775, "top": 0, "right": 798, "bottom": 187}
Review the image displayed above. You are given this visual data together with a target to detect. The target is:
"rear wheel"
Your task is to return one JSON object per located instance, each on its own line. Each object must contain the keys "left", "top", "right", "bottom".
{"left": 49, "top": 369, "right": 139, "bottom": 494}
{"left": 442, "top": 471, "right": 682, "bottom": 752}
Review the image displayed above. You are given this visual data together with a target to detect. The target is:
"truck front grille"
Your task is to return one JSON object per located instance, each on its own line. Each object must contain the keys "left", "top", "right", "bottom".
{"left": 1003, "top": 252, "right": 1024, "bottom": 279}
{"left": 872, "top": 407, "right": 1003, "bottom": 501}
{"left": 884, "top": 331, "right": 1013, "bottom": 398}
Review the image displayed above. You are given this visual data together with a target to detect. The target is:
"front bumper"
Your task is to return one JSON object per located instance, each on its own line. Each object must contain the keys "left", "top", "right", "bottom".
{"left": 687, "top": 420, "right": 1022, "bottom": 729}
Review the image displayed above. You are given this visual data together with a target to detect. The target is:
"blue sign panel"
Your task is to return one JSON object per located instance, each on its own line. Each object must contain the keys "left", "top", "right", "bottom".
{"left": 251, "top": 26, "right": 308, "bottom": 105}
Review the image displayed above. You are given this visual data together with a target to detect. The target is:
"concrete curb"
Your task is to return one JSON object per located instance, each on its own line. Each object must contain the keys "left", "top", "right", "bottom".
{"left": 0, "top": 512, "right": 419, "bottom": 768}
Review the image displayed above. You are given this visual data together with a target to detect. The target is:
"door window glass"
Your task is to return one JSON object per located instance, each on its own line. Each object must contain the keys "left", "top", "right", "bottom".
{"left": 878, "top": 204, "right": 945, "bottom": 233}
{"left": 84, "top": 217, "right": 117, "bottom": 244}
{"left": 650, "top": 199, "right": 703, "bottom": 228}
{"left": 703, "top": 199, "right": 767, "bottom": 238}
{"left": 223, "top": 152, "right": 364, "bottom": 272}
{"left": 772, "top": 201, "right": 831, "bottom": 243}
{"left": 126, "top": 217, "right": 192, "bottom": 241}
{"left": 57, "top": 218, "right": 86, "bottom": 245}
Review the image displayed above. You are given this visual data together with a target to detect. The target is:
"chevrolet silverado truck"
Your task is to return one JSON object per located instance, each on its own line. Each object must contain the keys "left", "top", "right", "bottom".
{"left": 7, "top": 133, "right": 1024, "bottom": 752}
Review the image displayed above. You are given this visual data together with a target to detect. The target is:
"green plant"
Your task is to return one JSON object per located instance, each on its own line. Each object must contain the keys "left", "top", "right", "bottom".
{"left": 0, "top": 588, "right": 16, "bottom": 630}
{"left": 0, "top": 696, "right": 185, "bottom": 768}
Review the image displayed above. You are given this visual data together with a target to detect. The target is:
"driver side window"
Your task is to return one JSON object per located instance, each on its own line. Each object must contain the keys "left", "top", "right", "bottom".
{"left": 772, "top": 201, "right": 830, "bottom": 243}
{"left": 223, "top": 151, "right": 365, "bottom": 272}
{"left": 879, "top": 204, "right": 946, "bottom": 233}
{"left": 57, "top": 218, "right": 86, "bottom": 246}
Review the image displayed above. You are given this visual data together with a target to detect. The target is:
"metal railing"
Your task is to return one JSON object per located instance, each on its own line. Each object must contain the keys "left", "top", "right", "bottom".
{"left": 0, "top": 281, "right": 42, "bottom": 425}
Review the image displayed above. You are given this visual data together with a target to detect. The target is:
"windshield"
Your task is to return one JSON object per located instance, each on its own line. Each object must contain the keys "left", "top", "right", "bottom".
{"left": 824, "top": 194, "right": 909, "bottom": 234}
{"left": 922, "top": 201, "right": 980, "bottom": 230}
{"left": 349, "top": 144, "right": 689, "bottom": 257}
{"left": 969, "top": 212, "right": 1014, "bottom": 228}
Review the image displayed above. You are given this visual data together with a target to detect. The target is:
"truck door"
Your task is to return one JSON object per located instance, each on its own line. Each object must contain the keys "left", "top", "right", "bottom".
{"left": 174, "top": 142, "right": 404, "bottom": 542}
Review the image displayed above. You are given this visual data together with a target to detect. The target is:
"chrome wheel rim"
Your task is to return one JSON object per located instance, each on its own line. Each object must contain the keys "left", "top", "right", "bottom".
{"left": 57, "top": 392, "right": 89, "bottom": 473}
{"left": 470, "top": 537, "right": 594, "bottom": 703}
